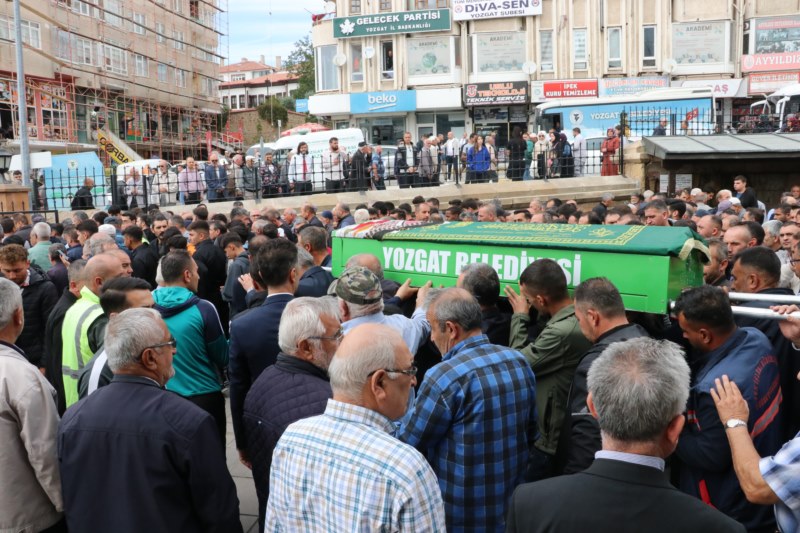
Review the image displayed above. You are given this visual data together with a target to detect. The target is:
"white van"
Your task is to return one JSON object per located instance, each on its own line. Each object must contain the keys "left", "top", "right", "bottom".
{"left": 247, "top": 128, "right": 364, "bottom": 165}
{"left": 115, "top": 158, "right": 162, "bottom": 181}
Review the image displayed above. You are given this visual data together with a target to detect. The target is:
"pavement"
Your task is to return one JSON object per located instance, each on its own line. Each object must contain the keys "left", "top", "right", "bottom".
{"left": 224, "top": 399, "right": 260, "bottom": 533}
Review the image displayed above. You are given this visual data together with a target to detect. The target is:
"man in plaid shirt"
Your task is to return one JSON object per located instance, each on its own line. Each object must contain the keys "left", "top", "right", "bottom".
{"left": 397, "top": 288, "right": 538, "bottom": 532}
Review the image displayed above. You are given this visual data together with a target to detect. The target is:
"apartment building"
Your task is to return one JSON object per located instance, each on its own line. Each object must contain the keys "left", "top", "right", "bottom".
{"left": 309, "top": 0, "right": 800, "bottom": 146}
{"left": 0, "top": 0, "right": 225, "bottom": 161}
{"left": 219, "top": 56, "right": 300, "bottom": 111}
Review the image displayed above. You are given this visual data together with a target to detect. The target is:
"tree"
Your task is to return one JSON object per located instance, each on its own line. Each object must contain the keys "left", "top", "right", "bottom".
{"left": 257, "top": 97, "right": 288, "bottom": 126}
{"left": 284, "top": 34, "right": 315, "bottom": 100}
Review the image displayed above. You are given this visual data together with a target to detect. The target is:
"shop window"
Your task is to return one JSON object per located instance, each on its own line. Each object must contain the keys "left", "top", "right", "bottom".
{"left": 608, "top": 27, "right": 622, "bottom": 69}
{"left": 540, "top": 30, "right": 553, "bottom": 72}
{"left": 381, "top": 41, "right": 394, "bottom": 79}
{"left": 643, "top": 26, "right": 656, "bottom": 68}
{"left": 573, "top": 29, "right": 587, "bottom": 70}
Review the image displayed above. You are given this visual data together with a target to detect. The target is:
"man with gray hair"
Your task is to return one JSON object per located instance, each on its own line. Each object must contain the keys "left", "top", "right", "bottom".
{"left": 295, "top": 246, "right": 334, "bottom": 298}
{"left": 457, "top": 262, "right": 511, "bottom": 345}
{"left": 333, "top": 265, "right": 430, "bottom": 354}
{"left": 398, "top": 287, "right": 537, "bottom": 531}
{"left": 58, "top": 308, "right": 242, "bottom": 532}
{"left": 507, "top": 337, "right": 744, "bottom": 532}
{"left": 243, "top": 297, "right": 340, "bottom": 529}
{"left": 27, "top": 221, "right": 52, "bottom": 269}
{"left": 763, "top": 220, "right": 790, "bottom": 264}
{"left": 266, "top": 323, "right": 445, "bottom": 531}
{"left": 592, "top": 192, "right": 615, "bottom": 220}
{"left": 0, "top": 277, "right": 64, "bottom": 532}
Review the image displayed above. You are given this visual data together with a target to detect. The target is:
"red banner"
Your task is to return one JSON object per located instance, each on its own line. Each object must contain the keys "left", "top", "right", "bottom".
{"left": 542, "top": 79, "right": 598, "bottom": 99}
{"left": 742, "top": 52, "right": 800, "bottom": 73}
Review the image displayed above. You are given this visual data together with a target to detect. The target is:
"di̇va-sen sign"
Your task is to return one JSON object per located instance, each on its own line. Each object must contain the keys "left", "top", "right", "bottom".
{"left": 334, "top": 9, "right": 451, "bottom": 39}
{"left": 452, "top": 0, "right": 542, "bottom": 21}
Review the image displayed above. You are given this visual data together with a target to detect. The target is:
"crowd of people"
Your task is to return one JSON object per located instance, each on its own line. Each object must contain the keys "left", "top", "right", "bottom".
{"left": 3, "top": 172, "right": 800, "bottom": 532}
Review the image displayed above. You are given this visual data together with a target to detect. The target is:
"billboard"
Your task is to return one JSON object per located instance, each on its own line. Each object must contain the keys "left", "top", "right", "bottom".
{"left": 464, "top": 82, "right": 528, "bottom": 106}
{"left": 333, "top": 9, "right": 450, "bottom": 39}
{"left": 452, "top": 0, "right": 542, "bottom": 21}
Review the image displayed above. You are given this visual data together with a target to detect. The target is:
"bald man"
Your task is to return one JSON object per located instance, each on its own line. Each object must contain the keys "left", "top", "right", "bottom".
{"left": 61, "top": 253, "right": 126, "bottom": 407}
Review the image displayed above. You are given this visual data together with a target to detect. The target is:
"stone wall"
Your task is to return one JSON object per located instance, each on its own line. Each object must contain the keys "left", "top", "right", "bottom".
{"left": 227, "top": 110, "right": 309, "bottom": 146}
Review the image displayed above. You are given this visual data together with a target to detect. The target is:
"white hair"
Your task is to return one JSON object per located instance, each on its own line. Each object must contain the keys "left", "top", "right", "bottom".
{"left": 353, "top": 209, "right": 370, "bottom": 224}
{"left": 0, "top": 278, "right": 22, "bottom": 330}
{"left": 328, "top": 332, "right": 398, "bottom": 400}
{"left": 32, "top": 222, "right": 51, "bottom": 240}
{"left": 88, "top": 234, "right": 117, "bottom": 257}
{"left": 278, "top": 297, "right": 338, "bottom": 355}
{"left": 340, "top": 299, "right": 384, "bottom": 320}
{"left": 763, "top": 220, "right": 782, "bottom": 239}
{"left": 98, "top": 224, "right": 117, "bottom": 238}
{"left": 104, "top": 308, "right": 165, "bottom": 372}
{"left": 296, "top": 246, "right": 315, "bottom": 269}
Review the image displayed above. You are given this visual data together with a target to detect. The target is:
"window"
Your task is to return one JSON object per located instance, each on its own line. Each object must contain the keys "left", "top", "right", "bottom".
{"left": 202, "top": 77, "right": 216, "bottom": 96}
{"left": 134, "top": 54, "right": 148, "bottom": 76}
{"left": 175, "top": 68, "right": 187, "bottom": 88}
{"left": 380, "top": 0, "right": 392, "bottom": 10}
{"left": 132, "top": 13, "right": 146, "bottom": 35}
{"left": 103, "top": 0, "right": 122, "bottom": 27}
{"left": 540, "top": 30, "right": 554, "bottom": 72}
{"left": 258, "top": 94, "right": 266, "bottom": 105}
{"left": 350, "top": 0, "right": 361, "bottom": 14}
{"left": 643, "top": 25, "right": 656, "bottom": 68}
{"left": 156, "top": 23, "right": 165, "bottom": 43}
{"left": 381, "top": 41, "right": 394, "bottom": 79}
{"left": 173, "top": 31, "right": 185, "bottom": 51}
{"left": 157, "top": 63, "right": 168, "bottom": 83}
{"left": 408, "top": 0, "right": 447, "bottom": 8}
{"left": 573, "top": 29, "right": 587, "bottom": 70}
{"left": 75, "top": 37, "right": 94, "bottom": 65}
{"left": 316, "top": 45, "right": 339, "bottom": 91}
{"left": 72, "top": 0, "right": 92, "bottom": 16}
{"left": 103, "top": 44, "right": 127, "bottom": 74}
{"left": 351, "top": 44, "right": 363, "bottom": 82}
{"left": 222, "top": 96, "right": 229, "bottom": 107}
{"left": 231, "top": 73, "right": 245, "bottom": 81}
{"left": 2, "top": 17, "right": 42, "bottom": 49}
{"left": 238, "top": 95, "right": 245, "bottom": 108}
{"left": 608, "top": 27, "right": 622, "bottom": 68}
{"left": 230, "top": 95, "right": 238, "bottom": 109}
{"left": 190, "top": 0, "right": 199, "bottom": 19}
{"left": 173, "top": 0, "right": 183, "bottom": 14}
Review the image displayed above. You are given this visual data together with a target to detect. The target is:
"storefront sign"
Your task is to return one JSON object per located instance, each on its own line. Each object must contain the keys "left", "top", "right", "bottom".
{"left": 681, "top": 79, "right": 744, "bottom": 98}
{"left": 464, "top": 82, "right": 528, "bottom": 106}
{"left": 350, "top": 90, "right": 417, "bottom": 114}
{"left": 407, "top": 37, "right": 452, "bottom": 76}
{"left": 753, "top": 15, "right": 800, "bottom": 54}
{"left": 474, "top": 32, "right": 527, "bottom": 73}
{"left": 598, "top": 77, "right": 670, "bottom": 97}
{"left": 748, "top": 72, "right": 800, "bottom": 94}
{"left": 543, "top": 79, "right": 598, "bottom": 99}
{"left": 97, "top": 130, "right": 135, "bottom": 165}
{"left": 742, "top": 51, "right": 800, "bottom": 72}
{"left": 452, "top": 0, "right": 541, "bottom": 21}
{"left": 295, "top": 99, "right": 309, "bottom": 113}
{"left": 672, "top": 22, "right": 728, "bottom": 65}
{"left": 333, "top": 9, "right": 450, "bottom": 39}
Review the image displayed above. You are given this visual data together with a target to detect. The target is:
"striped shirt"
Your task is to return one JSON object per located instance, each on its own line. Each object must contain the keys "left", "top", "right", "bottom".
{"left": 760, "top": 434, "right": 800, "bottom": 533}
{"left": 265, "top": 399, "right": 446, "bottom": 532}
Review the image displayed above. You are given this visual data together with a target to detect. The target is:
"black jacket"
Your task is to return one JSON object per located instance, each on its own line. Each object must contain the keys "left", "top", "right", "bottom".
{"left": 58, "top": 375, "right": 242, "bottom": 532}
{"left": 482, "top": 307, "right": 512, "bottom": 347}
{"left": 192, "top": 238, "right": 227, "bottom": 304}
{"left": 243, "top": 353, "right": 332, "bottom": 527}
{"left": 47, "top": 262, "right": 69, "bottom": 295}
{"left": 507, "top": 459, "right": 745, "bottom": 533}
{"left": 44, "top": 289, "right": 77, "bottom": 415}
{"left": 738, "top": 187, "right": 758, "bottom": 209}
{"left": 295, "top": 266, "right": 334, "bottom": 298}
{"left": 17, "top": 265, "right": 59, "bottom": 368}
{"left": 555, "top": 323, "right": 650, "bottom": 474}
{"left": 395, "top": 143, "right": 419, "bottom": 175}
{"left": 71, "top": 186, "right": 94, "bottom": 210}
{"left": 130, "top": 242, "right": 159, "bottom": 289}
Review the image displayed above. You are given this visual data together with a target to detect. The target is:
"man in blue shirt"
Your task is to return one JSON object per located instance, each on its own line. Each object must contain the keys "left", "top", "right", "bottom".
{"left": 397, "top": 287, "right": 538, "bottom": 532}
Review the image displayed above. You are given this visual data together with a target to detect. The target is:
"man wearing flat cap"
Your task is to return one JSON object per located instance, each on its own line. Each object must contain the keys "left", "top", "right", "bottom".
{"left": 333, "top": 265, "right": 431, "bottom": 354}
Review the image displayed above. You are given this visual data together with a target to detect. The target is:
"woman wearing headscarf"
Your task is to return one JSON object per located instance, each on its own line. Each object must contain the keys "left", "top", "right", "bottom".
{"left": 558, "top": 131, "right": 574, "bottom": 178}
{"left": 600, "top": 127, "right": 620, "bottom": 176}
{"left": 507, "top": 126, "right": 526, "bottom": 181}
{"left": 531, "top": 131, "right": 550, "bottom": 180}
{"left": 548, "top": 131, "right": 563, "bottom": 178}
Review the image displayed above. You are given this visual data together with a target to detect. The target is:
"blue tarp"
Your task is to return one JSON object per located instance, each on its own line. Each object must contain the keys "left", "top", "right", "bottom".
{"left": 41, "top": 152, "right": 107, "bottom": 210}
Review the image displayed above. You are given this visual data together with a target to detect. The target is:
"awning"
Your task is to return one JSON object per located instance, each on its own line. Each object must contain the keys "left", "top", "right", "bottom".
{"left": 642, "top": 133, "right": 800, "bottom": 161}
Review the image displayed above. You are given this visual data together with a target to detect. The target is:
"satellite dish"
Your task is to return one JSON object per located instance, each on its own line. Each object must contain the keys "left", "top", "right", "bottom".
{"left": 364, "top": 46, "right": 375, "bottom": 59}
{"left": 333, "top": 53, "right": 347, "bottom": 67}
{"left": 521, "top": 61, "right": 538, "bottom": 75}
{"left": 663, "top": 59, "right": 678, "bottom": 74}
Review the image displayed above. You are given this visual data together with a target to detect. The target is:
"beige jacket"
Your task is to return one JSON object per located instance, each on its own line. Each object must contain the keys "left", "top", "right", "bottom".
{"left": 0, "top": 343, "right": 63, "bottom": 532}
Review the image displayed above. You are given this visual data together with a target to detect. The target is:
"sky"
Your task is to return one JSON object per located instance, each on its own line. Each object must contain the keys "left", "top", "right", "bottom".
{"left": 223, "top": 0, "right": 327, "bottom": 69}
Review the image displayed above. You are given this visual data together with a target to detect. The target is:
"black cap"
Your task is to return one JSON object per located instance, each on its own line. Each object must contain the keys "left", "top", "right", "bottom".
{"left": 358, "top": 141, "right": 367, "bottom": 148}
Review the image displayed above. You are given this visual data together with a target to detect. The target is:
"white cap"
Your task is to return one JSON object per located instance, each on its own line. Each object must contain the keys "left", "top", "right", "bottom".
{"left": 729, "top": 197, "right": 741, "bottom": 206}
{"left": 643, "top": 190, "right": 654, "bottom": 199}
{"left": 690, "top": 188, "right": 703, "bottom": 196}
{"left": 98, "top": 224, "right": 116, "bottom": 237}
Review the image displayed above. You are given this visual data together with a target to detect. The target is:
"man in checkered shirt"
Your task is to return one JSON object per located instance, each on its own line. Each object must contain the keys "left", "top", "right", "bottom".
{"left": 397, "top": 287, "right": 538, "bottom": 532}
{"left": 265, "top": 323, "right": 445, "bottom": 532}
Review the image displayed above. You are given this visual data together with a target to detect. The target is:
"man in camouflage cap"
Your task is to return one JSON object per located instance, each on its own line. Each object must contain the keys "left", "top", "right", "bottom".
{"left": 333, "top": 265, "right": 432, "bottom": 354}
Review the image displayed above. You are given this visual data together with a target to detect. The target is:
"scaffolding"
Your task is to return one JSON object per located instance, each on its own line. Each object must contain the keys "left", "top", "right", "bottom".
{"left": 2, "top": 0, "right": 230, "bottom": 167}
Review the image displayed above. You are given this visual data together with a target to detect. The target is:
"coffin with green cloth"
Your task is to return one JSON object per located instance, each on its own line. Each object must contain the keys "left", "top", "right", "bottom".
{"left": 331, "top": 221, "right": 709, "bottom": 314}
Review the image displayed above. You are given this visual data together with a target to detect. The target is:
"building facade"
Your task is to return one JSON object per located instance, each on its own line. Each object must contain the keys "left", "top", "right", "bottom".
{"left": 309, "top": 0, "right": 800, "bottom": 147}
{"left": 0, "top": 0, "right": 224, "bottom": 162}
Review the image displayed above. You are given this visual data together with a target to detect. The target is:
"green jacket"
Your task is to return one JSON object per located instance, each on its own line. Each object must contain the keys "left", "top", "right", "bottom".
{"left": 27, "top": 241, "right": 52, "bottom": 271}
{"left": 509, "top": 304, "right": 591, "bottom": 455}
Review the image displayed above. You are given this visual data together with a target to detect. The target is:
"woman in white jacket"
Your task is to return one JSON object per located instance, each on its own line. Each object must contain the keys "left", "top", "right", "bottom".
{"left": 530, "top": 131, "right": 551, "bottom": 180}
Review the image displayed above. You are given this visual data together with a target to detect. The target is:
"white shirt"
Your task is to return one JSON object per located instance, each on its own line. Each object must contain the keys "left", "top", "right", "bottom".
{"left": 445, "top": 138, "right": 457, "bottom": 156}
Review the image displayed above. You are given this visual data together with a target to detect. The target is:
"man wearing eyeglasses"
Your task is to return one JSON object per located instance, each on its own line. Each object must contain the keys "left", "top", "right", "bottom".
{"left": 151, "top": 159, "right": 177, "bottom": 207}
{"left": 242, "top": 297, "right": 340, "bottom": 530}
{"left": 266, "top": 323, "right": 445, "bottom": 531}
{"left": 203, "top": 152, "right": 227, "bottom": 202}
{"left": 58, "top": 308, "right": 242, "bottom": 533}
{"left": 397, "top": 287, "right": 537, "bottom": 532}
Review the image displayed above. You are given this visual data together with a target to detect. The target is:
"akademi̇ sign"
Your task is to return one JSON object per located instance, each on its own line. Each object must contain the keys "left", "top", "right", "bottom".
{"left": 452, "top": 0, "right": 542, "bottom": 21}
{"left": 333, "top": 9, "right": 450, "bottom": 39}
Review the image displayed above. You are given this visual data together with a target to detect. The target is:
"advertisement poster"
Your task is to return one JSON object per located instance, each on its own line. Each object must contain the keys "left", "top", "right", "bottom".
{"left": 543, "top": 79, "right": 598, "bottom": 99}
{"left": 748, "top": 72, "right": 800, "bottom": 94}
{"left": 475, "top": 33, "right": 526, "bottom": 73}
{"left": 754, "top": 15, "right": 800, "bottom": 54}
{"left": 599, "top": 77, "right": 670, "bottom": 97}
{"left": 452, "top": 0, "right": 541, "bottom": 21}
{"left": 407, "top": 37, "right": 451, "bottom": 76}
{"left": 333, "top": 9, "right": 450, "bottom": 38}
{"left": 672, "top": 22, "right": 727, "bottom": 64}
{"left": 464, "top": 82, "right": 527, "bottom": 106}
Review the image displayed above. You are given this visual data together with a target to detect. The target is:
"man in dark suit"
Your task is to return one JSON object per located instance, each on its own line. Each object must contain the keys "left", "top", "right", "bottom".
{"left": 228, "top": 239, "right": 297, "bottom": 468}
{"left": 203, "top": 153, "right": 228, "bottom": 202}
{"left": 295, "top": 247, "right": 333, "bottom": 298}
{"left": 188, "top": 220, "right": 228, "bottom": 328}
{"left": 507, "top": 337, "right": 745, "bottom": 533}
{"left": 394, "top": 132, "right": 419, "bottom": 189}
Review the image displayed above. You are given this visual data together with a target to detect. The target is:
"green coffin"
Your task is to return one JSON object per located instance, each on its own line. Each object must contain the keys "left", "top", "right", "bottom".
{"left": 332, "top": 222, "right": 708, "bottom": 314}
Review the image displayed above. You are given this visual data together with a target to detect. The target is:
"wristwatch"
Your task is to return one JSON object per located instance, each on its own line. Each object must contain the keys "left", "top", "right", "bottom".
{"left": 725, "top": 418, "right": 748, "bottom": 429}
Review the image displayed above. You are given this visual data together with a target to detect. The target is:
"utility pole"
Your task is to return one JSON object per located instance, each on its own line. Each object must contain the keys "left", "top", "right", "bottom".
{"left": 12, "top": 0, "right": 35, "bottom": 209}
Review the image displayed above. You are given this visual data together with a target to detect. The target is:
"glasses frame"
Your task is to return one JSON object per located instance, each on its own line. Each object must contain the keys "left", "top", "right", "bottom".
{"left": 367, "top": 364, "right": 418, "bottom": 378}
{"left": 308, "top": 328, "right": 344, "bottom": 342}
{"left": 138, "top": 337, "right": 177, "bottom": 359}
